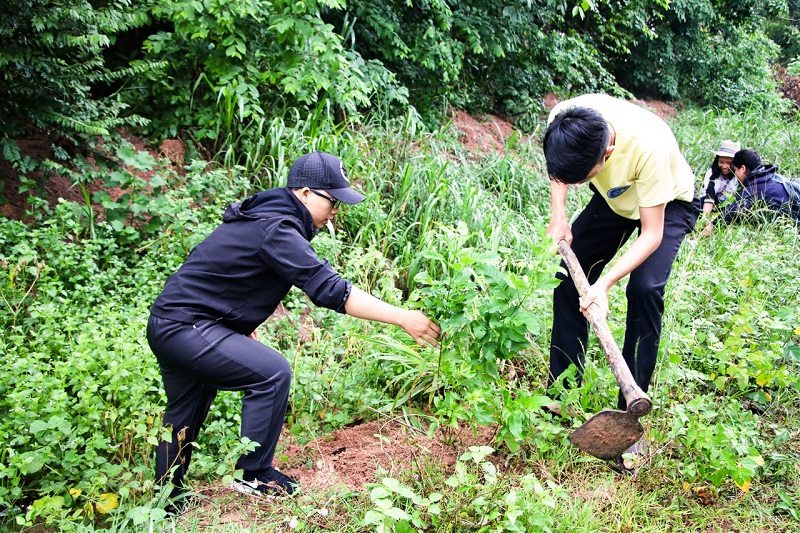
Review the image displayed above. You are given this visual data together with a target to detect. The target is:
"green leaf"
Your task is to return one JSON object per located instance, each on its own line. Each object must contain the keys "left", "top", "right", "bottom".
{"left": 370, "top": 486, "right": 391, "bottom": 499}
{"left": 383, "top": 507, "right": 410, "bottom": 521}
{"left": 29, "top": 420, "right": 49, "bottom": 435}
{"left": 381, "top": 478, "right": 417, "bottom": 500}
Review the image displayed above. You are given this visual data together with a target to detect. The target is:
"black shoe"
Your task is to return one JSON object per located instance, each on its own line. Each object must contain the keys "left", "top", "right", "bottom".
{"left": 164, "top": 501, "right": 188, "bottom": 518}
{"left": 541, "top": 402, "right": 563, "bottom": 417}
{"left": 232, "top": 467, "right": 298, "bottom": 497}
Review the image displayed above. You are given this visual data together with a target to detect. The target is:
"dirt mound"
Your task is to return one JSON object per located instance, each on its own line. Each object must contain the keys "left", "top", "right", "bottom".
{"left": 0, "top": 132, "right": 184, "bottom": 221}
{"left": 279, "top": 419, "right": 498, "bottom": 494}
{"left": 635, "top": 98, "right": 679, "bottom": 119}
{"left": 184, "top": 419, "right": 499, "bottom": 529}
{"left": 451, "top": 110, "right": 524, "bottom": 155}
{"left": 777, "top": 65, "right": 800, "bottom": 109}
{"left": 0, "top": 136, "right": 71, "bottom": 220}
{"left": 446, "top": 96, "right": 677, "bottom": 162}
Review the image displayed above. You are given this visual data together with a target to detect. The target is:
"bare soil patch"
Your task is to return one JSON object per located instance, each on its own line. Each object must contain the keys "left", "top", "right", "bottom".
{"left": 0, "top": 131, "right": 183, "bottom": 221}
{"left": 279, "top": 418, "right": 498, "bottom": 494}
{"left": 450, "top": 110, "right": 525, "bottom": 155}
{"left": 184, "top": 419, "right": 499, "bottom": 529}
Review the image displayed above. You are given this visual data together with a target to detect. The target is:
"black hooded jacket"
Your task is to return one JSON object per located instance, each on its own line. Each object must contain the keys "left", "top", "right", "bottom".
{"left": 150, "top": 188, "right": 351, "bottom": 335}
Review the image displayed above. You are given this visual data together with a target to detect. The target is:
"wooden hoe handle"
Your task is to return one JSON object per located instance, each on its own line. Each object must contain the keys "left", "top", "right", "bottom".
{"left": 557, "top": 240, "right": 653, "bottom": 417}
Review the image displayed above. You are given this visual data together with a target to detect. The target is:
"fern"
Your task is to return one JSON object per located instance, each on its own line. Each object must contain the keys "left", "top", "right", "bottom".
{"left": 0, "top": 0, "right": 155, "bottom": 137}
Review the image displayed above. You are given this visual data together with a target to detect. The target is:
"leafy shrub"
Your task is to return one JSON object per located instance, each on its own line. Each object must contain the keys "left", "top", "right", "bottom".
{"left": 661, "top": 397, "right": 767, "bottom": 487}
{"left": 0, "top": 157, "right": 250, "bottom": 522}
{"left": 364, "top": 446, "right": 568, "bottom": 533}
{"left": 0, "top": 222, "right": 160, "bottom": 521}
{"left": 336, "top": 0, "right": 638, "bottom": 126}
{"left": 395, "top": 223, "right": 560, "bottom": 450}
{"left": 132, "top": 0, "right": 398, "bottom": 146}
{"left": 0, "top": 0, "right": 156, "bottom": 138}
{"left": 616, "top": 0, "right": 786, "bottom": 110}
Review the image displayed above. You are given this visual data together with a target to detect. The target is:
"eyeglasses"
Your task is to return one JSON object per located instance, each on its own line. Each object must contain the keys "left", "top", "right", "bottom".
{"left": 310, "top": 189, "right": 340, "bottom": 208}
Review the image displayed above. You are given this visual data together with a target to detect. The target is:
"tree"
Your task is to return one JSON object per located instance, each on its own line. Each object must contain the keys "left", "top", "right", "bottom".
{"left": 613, "top": 0, "right": 786, "bottom": 109}
{"left": 0, "top": 0, "right": 152, "bottom": 138}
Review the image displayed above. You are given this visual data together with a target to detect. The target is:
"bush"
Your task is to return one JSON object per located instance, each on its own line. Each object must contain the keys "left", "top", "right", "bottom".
{"left": 616, "top": 0, "right": 787, "bottom": 110}
{"left": 131, "top": 0, "right": 399, "bottom": 145}
{"left": 0, "top": 0, "right": 155, "bottom": 138}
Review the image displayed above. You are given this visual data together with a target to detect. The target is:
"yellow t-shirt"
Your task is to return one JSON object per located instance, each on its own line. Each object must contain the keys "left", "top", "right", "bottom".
{"left": 549, "top": 94, "right": 695, "bottom": 220}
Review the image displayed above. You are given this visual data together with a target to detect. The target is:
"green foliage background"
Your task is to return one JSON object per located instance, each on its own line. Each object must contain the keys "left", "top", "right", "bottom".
{"left": 3, "top": 0, "right": 800, "bottom": 158}
{"left": 2, "top": 0, "right": 800, "bottom": 530}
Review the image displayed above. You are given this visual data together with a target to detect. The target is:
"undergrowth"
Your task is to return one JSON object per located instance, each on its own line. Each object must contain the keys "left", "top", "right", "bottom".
{"left": 1, "top": 106, "right": 799, "bottom": 531}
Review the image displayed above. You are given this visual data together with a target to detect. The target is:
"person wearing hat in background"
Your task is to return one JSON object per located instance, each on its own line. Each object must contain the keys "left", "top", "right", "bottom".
{"left": 699, "top": 140, "right": 741, "bottom": 215}
{"left": 701, "top": 148, "right": 799, "bottom": 236}
{"left": 147, "top": 151, "right": 441, "bottom": 510}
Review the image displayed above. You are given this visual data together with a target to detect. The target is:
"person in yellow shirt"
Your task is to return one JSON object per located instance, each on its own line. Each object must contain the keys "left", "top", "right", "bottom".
{"left": 543, "top": 94, "right": 699, "bottom": 471}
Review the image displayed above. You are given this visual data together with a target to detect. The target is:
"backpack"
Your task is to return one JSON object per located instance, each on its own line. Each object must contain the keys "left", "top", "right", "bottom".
{"left": 769, "top": 174, "right": 800, "bottom": 220}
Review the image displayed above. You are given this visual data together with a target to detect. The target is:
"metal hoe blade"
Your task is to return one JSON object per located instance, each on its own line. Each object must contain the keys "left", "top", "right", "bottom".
{"left": 567, "top": 410, "right": 644, "bottom": 460}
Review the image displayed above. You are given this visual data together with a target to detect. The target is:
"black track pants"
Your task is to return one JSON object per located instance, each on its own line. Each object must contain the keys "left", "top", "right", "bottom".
{"left": 548, "top": 193, "right": 698, "bottom": 410}
{"left": 147, "top": 315, "right": 292, "bottom": 492}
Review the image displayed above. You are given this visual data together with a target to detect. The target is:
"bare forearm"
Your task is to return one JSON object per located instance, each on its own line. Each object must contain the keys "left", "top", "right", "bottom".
{"left": 549, "top": 180, "right": 569, "bottom": 222}
{"left": 344, "top": 286, "right": 441, "bottom": 347}
{"left": 547, "top": 180, "right": 572, "bottom": 243}
{"left": 344, "top": 286, "right": 405, "bottom": 325}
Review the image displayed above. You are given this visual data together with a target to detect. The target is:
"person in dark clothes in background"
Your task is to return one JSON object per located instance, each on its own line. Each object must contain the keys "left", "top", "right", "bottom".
{"left": 698, "top": 140, "right": 740, "bottom": 215}
{"left": 700, "top": 149, "right": 798, "bottom": 237}
{"left": 147, "top": 151, "right": 441, "bottom": 509}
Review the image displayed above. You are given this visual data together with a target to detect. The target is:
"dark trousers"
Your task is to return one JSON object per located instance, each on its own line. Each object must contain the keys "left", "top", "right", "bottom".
{"left": 146, "top": 315, "right": 292, "bottom": 494}
{"left": 549, "top": 192, "right": 698, "bottom": 410}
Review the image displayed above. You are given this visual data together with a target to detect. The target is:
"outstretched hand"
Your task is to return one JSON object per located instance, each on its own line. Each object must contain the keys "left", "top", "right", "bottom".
{"left": 343, "top": 286, "right": 442, "bottom": 347}
{"left": 400, "top": 309, "right": 442, "bottom": 348}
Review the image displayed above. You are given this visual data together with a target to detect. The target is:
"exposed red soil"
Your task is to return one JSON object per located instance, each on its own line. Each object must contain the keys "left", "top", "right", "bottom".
{"left": 0, "top": 132, "right": 184, "bottom": 221}
{"left": 450, "top": 110, "right": 526, "bottom": 155}
{"left": 776, "top": 65, "right": 800, "bottom": 108}
{"left": 0, "top": 136, "right": 76, "bottom": 220}
{"left": 280, "top": 419, "right": 498, "bottom": 494}
{"left": 446, "top": 95, "right": 676, "bottom": 163}
{"left": 180, "top": 419, "right": 499, "bottom": 529}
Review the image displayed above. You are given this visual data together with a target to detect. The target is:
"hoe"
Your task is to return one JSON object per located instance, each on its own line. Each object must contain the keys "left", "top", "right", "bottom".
{"left": 557, "top": 240, "right": 652, "bottom": 461}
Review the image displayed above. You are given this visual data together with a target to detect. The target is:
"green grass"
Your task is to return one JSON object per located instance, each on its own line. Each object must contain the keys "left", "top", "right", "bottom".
{"left": 1, "top": 103, "right": 799, "bottom": 531}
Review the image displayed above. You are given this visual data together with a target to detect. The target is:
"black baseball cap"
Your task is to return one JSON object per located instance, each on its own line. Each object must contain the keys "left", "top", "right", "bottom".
{"left": 287, "top": 152, "right": 366, "bottom": 204}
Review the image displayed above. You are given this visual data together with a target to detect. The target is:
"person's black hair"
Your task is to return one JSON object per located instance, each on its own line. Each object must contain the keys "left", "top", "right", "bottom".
{"left": 731, "top": 149, "right": 762, "bottom": 176}
{"left": 543, "top": 106, "right": 610, "bottom": 184}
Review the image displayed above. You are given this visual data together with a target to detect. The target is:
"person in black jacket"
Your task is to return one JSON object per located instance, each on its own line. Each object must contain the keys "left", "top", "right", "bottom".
{"left": 147, "top": 151, "right": 441, "bottom": 508}
{"left": 701, "top": 149, "right": 796, "bottom": 236}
